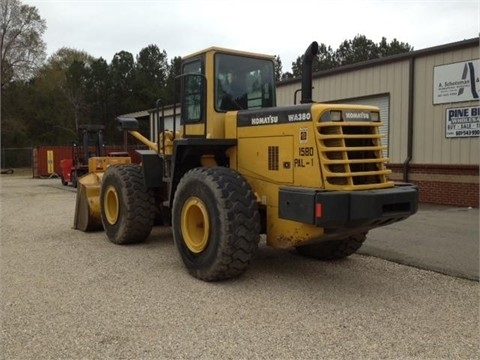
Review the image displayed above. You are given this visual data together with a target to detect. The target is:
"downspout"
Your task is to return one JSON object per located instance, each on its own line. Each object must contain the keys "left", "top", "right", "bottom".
{"left": 403, "top": 56, "right": 415, "bottom": 182}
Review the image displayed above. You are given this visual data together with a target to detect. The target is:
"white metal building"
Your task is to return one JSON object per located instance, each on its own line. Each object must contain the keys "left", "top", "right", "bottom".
{"left": 129, "top": 38, "right": 478, "bottom": 207}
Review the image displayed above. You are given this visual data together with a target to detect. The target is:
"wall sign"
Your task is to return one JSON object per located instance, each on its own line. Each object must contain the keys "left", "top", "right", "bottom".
{"left": 445, "top": 106, "right": 480, "bottom": 138}
{"left": 434, "top": 60, "right": 479, "bottom": 104}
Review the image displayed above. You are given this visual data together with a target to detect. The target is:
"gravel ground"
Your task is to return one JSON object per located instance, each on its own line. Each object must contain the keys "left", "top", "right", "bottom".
{"left": 1, "top": 175, "right": 479, "bottom": 359}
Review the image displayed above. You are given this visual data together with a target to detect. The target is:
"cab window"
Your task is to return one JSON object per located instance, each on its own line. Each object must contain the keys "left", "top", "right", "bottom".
{"left": 215, "top": 54, "right": 275, "bottom": 111}
{"left": 182, "top": 60, "right": 204, "bottom": 123}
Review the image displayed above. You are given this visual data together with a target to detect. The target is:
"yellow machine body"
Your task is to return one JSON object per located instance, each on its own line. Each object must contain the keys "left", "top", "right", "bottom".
{"left": 175, "top": 46, "right": 399, "bottom": 248}
{"left": 224, "top": 104, "right": 392, "bottom": 248}
{"left": 73, "top": 43, "right": 417, "bottom": 251}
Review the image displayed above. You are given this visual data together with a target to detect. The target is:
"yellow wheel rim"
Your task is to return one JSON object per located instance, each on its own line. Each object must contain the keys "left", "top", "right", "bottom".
{"left": 181, "top": 197, "right": 210, "bottom": 253}
{"left": 104, "top": 185, "right": 120, "bottom": 225}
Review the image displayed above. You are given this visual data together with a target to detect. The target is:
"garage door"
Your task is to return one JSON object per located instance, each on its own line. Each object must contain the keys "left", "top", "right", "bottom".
{"left": 344, "top": 95, "right": 390, "bottom": 157}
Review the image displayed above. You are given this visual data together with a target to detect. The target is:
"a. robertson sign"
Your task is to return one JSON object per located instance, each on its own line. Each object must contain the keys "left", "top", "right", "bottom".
{"left": 434, "top": 60, "right": 479, "bottom": 104}
{"left": 445, "top": 106, "right": 480, "bottom": 138}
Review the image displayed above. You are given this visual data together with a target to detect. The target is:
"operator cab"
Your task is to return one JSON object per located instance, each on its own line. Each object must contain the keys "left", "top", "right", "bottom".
{"left": 179, "top": 47, "right": 276, "bottom": 138}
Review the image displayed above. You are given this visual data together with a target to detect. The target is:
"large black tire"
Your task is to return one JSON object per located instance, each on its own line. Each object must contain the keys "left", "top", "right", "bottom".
{"left": 100, "top": 164, "right": 156, "bottom": 245}
{"left": 172, "top": 167, "right": 260, "bottom": 281}
{"left": 295, "top": 233, "right": 367, "bottom": 260}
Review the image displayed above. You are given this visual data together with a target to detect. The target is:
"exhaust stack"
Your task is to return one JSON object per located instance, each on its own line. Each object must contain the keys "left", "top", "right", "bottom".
{"left": 300, "top": 41, "right": 319, "bottom": 104}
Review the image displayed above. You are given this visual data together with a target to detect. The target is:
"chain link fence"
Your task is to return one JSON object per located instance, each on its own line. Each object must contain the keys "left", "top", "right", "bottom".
{"left": 1, "top": 148, "right": 33, "bottom": 169}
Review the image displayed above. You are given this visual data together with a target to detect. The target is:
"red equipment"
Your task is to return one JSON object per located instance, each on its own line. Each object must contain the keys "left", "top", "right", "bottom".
{"left": 60, "top": 125, "right": 106, "bottom": 187}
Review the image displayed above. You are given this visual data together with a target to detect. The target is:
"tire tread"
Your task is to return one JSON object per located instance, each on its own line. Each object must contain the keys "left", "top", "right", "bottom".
{"left": 173, "top": 167, "right": 260, "bottom": 281}
{"left": 101, "top": 164, "right": 155, "bottom": 245}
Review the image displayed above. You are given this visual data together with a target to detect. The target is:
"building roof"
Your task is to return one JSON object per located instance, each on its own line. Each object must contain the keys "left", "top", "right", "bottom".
{"left": 278, "top": 37, "right": 479, "bottom": 85}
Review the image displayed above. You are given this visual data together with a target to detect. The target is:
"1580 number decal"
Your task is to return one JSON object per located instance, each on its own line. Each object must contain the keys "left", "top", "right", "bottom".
{"left": 299, "top": 147, "right": 314, "bottom": 156}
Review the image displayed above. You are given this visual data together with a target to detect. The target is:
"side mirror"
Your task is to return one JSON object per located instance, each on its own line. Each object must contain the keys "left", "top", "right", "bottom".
{"left": 116, "top": 117, "right": 139, "bottom": 131}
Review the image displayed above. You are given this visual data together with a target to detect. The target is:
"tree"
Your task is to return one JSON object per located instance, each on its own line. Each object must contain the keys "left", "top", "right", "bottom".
{"left": 85, "top": 57, "right": 111, "bottom": 124}
{"left": 110, "top": 50, "right": 135, "bottom": 115}
{"left": 335, "top": 34, "right": 379, "bottom": 65}
{"left": 0, "top": 80, "right": 30, "bottom": 146}
{"left": 378, "top": 37, "right": 413, "bottom": 57}
{"left": 44, "top": 48, "right": 95, "bottom": 133}
{"left": 274, "top": 55, "right": 282, "bottom": 82}
{"left": 288, "top": 35, "right": 413, "bottom": 78}
{"left": 165, "top": 55, "right": 182, "bottom": 103}
{"left": 46, "top": 46, "right": 93, "bottom": 71}
{"left": 316, "top": 43, "right": 336, "bottom": 70}
{"left": 290, "top": 43, "right": 336, "bottom": 78}
{"left": 0, "top": 0, "right": 46, "bottom": 88}
{"left": 17, "top": 48, "right": 96, "bottom": 145}
{"left": 135, "top": 44, "right": 168, "bottom": 109}
{"left": 281, "top": 71, "right": 294, "bottom": 81}
{"left": 64, "top": 60, "right": 89, "bottom": 131}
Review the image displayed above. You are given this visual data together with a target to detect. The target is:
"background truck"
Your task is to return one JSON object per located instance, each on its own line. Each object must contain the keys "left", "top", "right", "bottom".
{"left": 74, "top": 41, "right": 418, "bottom": 281}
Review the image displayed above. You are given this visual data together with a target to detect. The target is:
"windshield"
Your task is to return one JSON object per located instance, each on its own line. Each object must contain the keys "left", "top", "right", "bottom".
{"left": 215, "top": 53, "right": 275, "bottom": 111}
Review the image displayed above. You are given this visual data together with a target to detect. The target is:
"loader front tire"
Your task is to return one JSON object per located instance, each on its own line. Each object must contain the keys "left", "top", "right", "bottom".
{"left": 172, "top": 167, "right": 260, "bottom": 281}
{"left": 295, "top": 233, "right": 366, "bottom": 261}
{"left": 100, "top": 164, "right": 155, "bottom": 245}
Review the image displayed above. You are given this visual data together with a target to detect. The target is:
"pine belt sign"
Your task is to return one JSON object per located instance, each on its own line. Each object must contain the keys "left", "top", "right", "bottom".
{"left": 445, "top": 106, "right": 480, "bottom": 138}
{"left": 433, "top": 60, "right": 479, "bottom": 104}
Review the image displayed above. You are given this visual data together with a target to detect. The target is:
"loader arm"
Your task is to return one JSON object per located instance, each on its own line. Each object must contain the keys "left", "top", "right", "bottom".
{"left": 126, "top": 130, "right": 158, "bottom": 152}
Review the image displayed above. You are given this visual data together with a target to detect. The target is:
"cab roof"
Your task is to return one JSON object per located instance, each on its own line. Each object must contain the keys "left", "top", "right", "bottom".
{"left": 182, "top": 46, "right": 275, "bottom": 61}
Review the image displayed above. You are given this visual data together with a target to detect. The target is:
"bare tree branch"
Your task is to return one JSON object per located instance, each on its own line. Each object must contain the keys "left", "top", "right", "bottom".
{"left": 1, "top": 0, "right": 47, "bottom": 87}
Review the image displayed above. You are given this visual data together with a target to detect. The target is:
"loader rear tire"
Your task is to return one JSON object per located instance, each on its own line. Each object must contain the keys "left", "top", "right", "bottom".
{"left": 100, "top": 164, "right": 155, "bottom": 245}
{"left": 295, "top": 233, "right": 366, "bottom": 261}
{"left": 172, "top": 167, "right": 260, "bottom": 281}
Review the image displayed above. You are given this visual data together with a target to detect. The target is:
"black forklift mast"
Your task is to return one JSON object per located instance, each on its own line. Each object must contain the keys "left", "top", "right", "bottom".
{"left": 75, "top": 124, "right": 106, "bottom": 164}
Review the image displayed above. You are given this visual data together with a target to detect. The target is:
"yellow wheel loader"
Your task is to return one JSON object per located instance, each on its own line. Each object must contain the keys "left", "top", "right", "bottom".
{"left": 74, "top": 42, "right": 418, "bottom": 281}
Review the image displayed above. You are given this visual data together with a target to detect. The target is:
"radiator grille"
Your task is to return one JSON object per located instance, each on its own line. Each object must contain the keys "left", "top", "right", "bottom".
{"left": 317, "top": 122, "right": 392, "bottom": 190}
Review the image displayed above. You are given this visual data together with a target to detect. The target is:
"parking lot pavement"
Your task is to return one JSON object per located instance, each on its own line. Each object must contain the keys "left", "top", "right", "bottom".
{"left": 359, "top": 204, "right": 479, "bottom": 281}
{"left": 1, "top": 176, "right": 479, "bottom": 359}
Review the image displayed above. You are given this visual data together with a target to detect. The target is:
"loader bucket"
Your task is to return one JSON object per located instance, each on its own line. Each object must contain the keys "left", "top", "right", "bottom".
{"left": 74, "top": 172, "right": 104, "bottom": 231}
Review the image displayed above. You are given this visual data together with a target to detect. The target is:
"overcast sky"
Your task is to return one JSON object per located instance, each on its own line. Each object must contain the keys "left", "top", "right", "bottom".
{"left": 24, "top": 0, "right": 479, "bottom": 72}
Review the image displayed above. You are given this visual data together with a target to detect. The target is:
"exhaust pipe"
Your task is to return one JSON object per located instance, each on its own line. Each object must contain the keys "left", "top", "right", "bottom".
{"left": 300, "top": 41, "right": 319, "bottom": 104}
